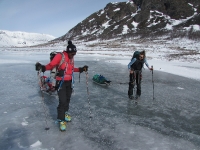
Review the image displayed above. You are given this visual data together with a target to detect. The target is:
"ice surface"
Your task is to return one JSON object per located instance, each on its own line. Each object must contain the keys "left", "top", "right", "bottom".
{"left": 0, "top": 50, "right": 199, "bottom": 150}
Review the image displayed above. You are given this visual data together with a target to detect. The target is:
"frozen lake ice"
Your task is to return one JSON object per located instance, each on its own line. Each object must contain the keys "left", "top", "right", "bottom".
{"left": 0, "top": 50, "right": 199, "bottom": 150}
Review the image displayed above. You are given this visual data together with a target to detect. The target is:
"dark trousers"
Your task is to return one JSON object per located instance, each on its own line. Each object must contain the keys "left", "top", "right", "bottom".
{"left": 57, "top": 80, "right": 72, "bottom": 120}
{"left": 128, "top": 71, "right": 142, "bottom": 96}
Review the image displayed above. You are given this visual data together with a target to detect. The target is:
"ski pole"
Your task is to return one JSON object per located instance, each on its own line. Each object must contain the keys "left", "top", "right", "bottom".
{"left": 37, "top": 70, "right": 50, "bottom": 131}
{"left": 85, "top": 70, "right": 92, "bottom": 119}
{"left": 132, "top": 71, "right": 136, "bottom": 97}
{"left": 79, "top": 73, "right": 80, "bottom": 83}
{"left": 151, "top": 66, "right": 155, "bottom": 100}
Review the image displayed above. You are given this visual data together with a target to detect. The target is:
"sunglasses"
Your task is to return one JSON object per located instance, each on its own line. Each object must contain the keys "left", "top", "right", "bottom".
{"left": 69, "top": 53, "right": 76, "bottom": 56}
{"left": 139, "top": 56, "right": 143, "bottom": 59}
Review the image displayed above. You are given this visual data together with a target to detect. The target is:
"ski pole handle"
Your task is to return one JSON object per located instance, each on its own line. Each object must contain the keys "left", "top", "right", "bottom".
{"left": 151, "top": 65, "right": 154, "bottom": 80}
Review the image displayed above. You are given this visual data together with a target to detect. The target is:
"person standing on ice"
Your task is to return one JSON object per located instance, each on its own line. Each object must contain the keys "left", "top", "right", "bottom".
{"left": 35, "top": 41, "right": 88, "bottom": 131}
{"left": 127, "top": 50, "right": 153, "bottom": 99}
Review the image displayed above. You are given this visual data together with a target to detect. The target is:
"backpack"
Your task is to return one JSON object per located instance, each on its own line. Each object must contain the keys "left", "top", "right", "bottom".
{"left": 49, "top": 51, "right": 65, "bottom": 78}
{"left": 131, "top": 51, "right": 144, "bottom": 70}
{"left": 131, "top": 51, "right": 140, "bottom": 61}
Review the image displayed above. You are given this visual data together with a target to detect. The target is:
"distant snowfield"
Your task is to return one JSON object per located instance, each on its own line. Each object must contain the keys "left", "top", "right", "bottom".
{"left": 0, "top": 59, "right": 31, "bottom": 64}
{"left": 0, "top": 42, "right": 199, "bottom": 150}
{"left": 114, "top": 58, "right": 200, "bottom": 81}
{"left": 79, "top": 51, "right": 200, "bottom": 81}
{"left": 0, "top": 30, "right": 56, "bottom": 47}
{"left": 76, "top": 37, "right": 200, "bottom": 81}
{"left": 0, "top": 47, "right": 200, "bottom": 81}
{"left": 0, "top": 37, "right": 199, "bottom": 81}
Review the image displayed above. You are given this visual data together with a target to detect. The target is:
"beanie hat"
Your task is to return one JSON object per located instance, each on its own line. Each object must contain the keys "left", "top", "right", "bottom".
{"left": 68, "top": 41, "right": 72, "bottom": 45}
{"left": 66, "top": 41, "right": 77, "bottom": 53}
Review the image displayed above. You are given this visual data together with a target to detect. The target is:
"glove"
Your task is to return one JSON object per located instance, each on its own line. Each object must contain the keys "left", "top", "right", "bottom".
{"left": 79, "top": 65, "right": 88, "bottom": 73}
{"left": 35, "top": 62, "right": 46, "bottom": 72}
{"left": 35, "top": 62, "right": 41, "bottom": 71}
{"left": 149, "top": 67, "right": 153, "bottom": 71}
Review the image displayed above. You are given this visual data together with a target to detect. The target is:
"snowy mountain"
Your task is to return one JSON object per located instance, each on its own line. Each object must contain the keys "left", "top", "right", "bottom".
{"left": 1, "top": 0, "right": 200, "bottom": 48}
{"left": 54, "top": 0, "right": 200, "bottom": 42}
{"left": 0, "top": 30, "right": 56, "bottom": 47}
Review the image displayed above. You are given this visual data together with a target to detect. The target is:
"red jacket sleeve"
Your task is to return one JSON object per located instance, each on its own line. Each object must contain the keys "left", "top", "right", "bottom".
{"left": 45, "top": 53, "right": 62, "bottom": 70}
{"left": 74, "top": 68, "right": 79, "bottom": 72}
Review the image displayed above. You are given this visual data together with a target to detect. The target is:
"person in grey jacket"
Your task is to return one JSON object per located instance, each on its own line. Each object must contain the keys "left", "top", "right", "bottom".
{"left": 128, "top": 50, "right": 153, "bottom": 99}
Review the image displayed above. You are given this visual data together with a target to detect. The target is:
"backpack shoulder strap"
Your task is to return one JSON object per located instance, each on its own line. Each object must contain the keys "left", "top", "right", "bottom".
{"left": 131, "top": 51, "right": 140, "bottom": 60}
{"left": 50, "top": 52, "right": 66, "bottom": 79}
{"left": 57, "top": 52, "right": 65, "bottom": 68}
{"left": 134, "top": 51, "right": 140, "bottom": 59}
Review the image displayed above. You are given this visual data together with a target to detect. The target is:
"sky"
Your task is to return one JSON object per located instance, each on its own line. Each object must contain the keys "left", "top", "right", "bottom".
{"left": 0, "top": 0, "right": 127, "bottom": 38}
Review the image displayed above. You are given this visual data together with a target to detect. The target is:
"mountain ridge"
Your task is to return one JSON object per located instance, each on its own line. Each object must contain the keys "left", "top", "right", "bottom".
{"left": 53, "top": 0, "right": 200, "bottom": 43}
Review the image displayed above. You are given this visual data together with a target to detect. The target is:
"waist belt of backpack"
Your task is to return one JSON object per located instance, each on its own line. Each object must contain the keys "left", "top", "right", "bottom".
{"left": 57, "top": 63, "right": 68, "bottom": 91}
{"left": 57, "top": 59, "right": 75, "bottom": 91}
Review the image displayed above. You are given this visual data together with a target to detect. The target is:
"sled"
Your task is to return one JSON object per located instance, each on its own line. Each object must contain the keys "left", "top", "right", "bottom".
{"left": 37, "top": 71, "right": 57, "bottom": 96}
{"left": 92, "top": 80, "right": 111, "bottom": 86}
{"left": 92, "top": 74, "right": 111, "bottom": 86}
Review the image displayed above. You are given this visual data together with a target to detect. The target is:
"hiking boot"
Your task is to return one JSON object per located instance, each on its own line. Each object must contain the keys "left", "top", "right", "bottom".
{"left": 65, "top": 114, "right": 71, "bottom": 122}
{"left": 135, "top": 95, "right": 140, "bottom": 99}
{"left": 59, "top": 121, "right": 67, "bottom": 131}
{"left": 129, "top": 95, "right": 134, "bottom": 100}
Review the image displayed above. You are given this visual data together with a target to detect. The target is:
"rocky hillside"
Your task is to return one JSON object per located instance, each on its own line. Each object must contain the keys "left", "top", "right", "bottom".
{"left": 53, "top": 0, "right": 200, "bottom": 42}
